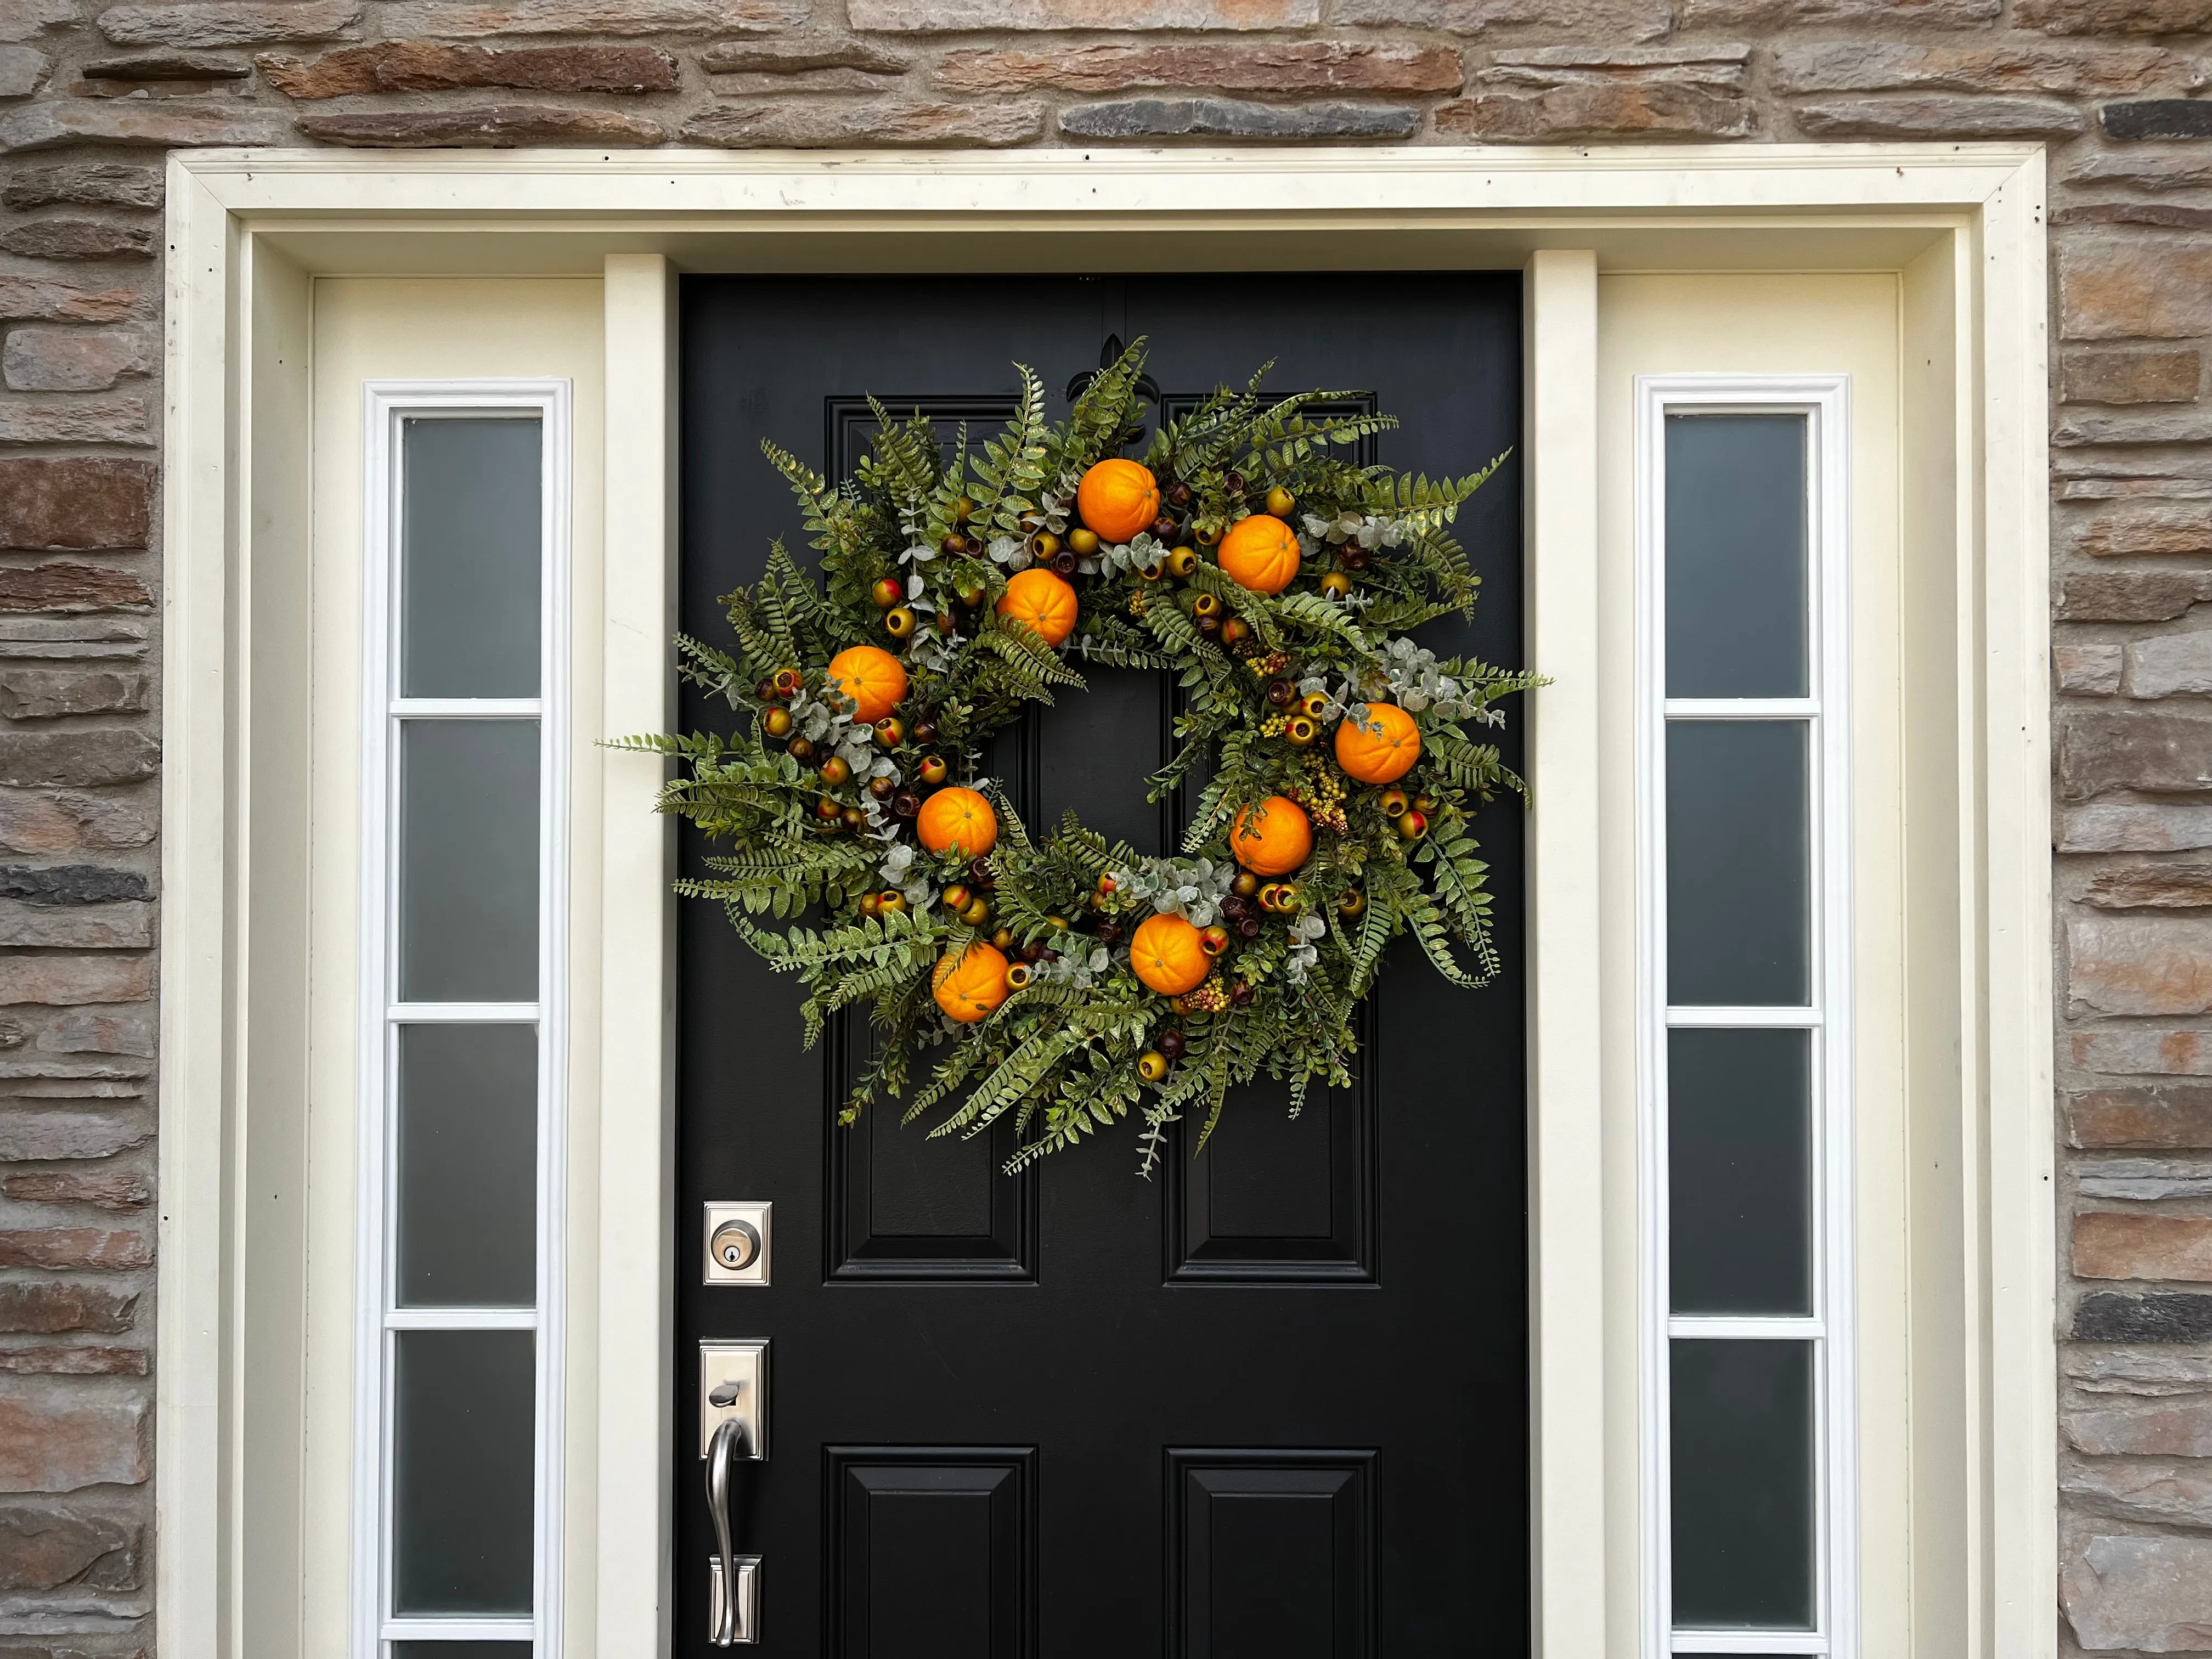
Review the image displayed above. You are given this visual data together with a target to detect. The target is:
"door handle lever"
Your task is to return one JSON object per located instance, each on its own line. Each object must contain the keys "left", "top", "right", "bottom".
{"left": 705, "top": 1416, "right": 761, "bottom": 1644}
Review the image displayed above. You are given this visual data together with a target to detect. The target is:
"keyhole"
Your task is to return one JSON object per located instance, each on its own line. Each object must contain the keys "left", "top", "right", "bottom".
{"left": 712, "top": 1218, "right": 761, "bottom": 1272}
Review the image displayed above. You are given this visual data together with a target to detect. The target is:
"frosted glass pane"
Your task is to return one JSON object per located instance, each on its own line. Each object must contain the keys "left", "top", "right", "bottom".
{"left": 396, "top": 1024, "right": 536, "bottom": 1307}
{"left": 401, "top": 417, "right": 541, "bottom": 699}
{"left": 1671, "top": 1339, "right": 1815, "bottom": 1629}
{"left": 1664, "top": 414, "right": 1808, "bottom": 699}
{"left": 398, "top": 720, "right": 539, "bottom": 1003}
{"left": 1669, "top": 1028, "right": 1813, "bottom": 1316}
{"left": 392, "top": 1330, "right": 534, "bottom": 1615}
{"left": 1667, "top": 721, "right": 1810, "bottom": 1006}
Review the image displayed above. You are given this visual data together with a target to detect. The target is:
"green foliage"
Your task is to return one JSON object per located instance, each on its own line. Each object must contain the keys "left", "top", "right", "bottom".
{"left": 627, "top": 339, "right": 1543, "bottom": 1175}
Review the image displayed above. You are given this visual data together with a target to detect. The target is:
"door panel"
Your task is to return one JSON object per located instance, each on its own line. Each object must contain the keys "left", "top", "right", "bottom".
{"left": 678, "top": 274, "right": 1526, "bottom": 1654}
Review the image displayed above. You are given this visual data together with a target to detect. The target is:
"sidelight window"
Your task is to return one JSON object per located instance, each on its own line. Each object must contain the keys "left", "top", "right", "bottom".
{"left": 1635, "top": 380, "right": 1856, "bottom": 1657}
{"left": 355, "top": 386, "right": 570, "bottom": 1659}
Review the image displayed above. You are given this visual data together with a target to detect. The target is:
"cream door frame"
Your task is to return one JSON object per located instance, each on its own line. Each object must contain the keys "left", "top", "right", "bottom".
{"left": 160, "top": 145, "right": 2050, "bottom": 1659}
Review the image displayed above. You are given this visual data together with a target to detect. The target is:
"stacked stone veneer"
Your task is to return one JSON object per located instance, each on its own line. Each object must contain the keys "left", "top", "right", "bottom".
{"left": 0, "top": 0, "right": 2200, "bottom": 1640}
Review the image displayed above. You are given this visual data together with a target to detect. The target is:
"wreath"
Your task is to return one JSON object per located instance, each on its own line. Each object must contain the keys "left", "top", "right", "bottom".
{"left": 626, "top": 341, "right": 1538, "bottom": 1175}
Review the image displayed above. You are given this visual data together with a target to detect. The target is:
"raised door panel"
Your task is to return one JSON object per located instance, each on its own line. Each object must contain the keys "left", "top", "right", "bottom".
{"left": 826, "top": 1447, "right": 1036, "bottom": 1659}
{"left": 1170, "top": 1450, "right": 1378, "bottom": 1658}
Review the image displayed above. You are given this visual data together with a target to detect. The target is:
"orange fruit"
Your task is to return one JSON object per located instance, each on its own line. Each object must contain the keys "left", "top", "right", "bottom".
{"left": 933, "top": 941, "right": 1011, "bottom": 1023}
{"left": 996, "top": 567, "right": 1079, "bottom": 648}
{"left": 1129, "top": 913, "right": 1210, "bottom": 996}
{"left": 1217, "top": 513, "right": 1301, "bottom": 595}
{"left": 1333, "top": 702, "right": 1421, "bottom": 785}
{"left": 1229, "top": 795, "right": 1313, "bottom": 877}
{"left": 916, "top": 786, "right": 998, "bottom": 858}
{"left": 825, "top": 645, "right": 907, "bottom": 725}
{"left": 1075, "top": 458, "right": 1161, "bottom": 545}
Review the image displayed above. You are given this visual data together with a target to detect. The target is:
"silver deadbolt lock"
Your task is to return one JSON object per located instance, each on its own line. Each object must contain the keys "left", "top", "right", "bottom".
{"left": 703, "top": 1201, "right": 771, "bottom": 1286}
{"left": 712, "top": 1218, "right": 761, "bottom": 1272}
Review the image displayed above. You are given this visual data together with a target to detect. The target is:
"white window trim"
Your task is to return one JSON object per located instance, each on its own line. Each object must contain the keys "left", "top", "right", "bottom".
{"left": 353, "top": 380, "right": 574, "bottom": 1659}
{"left": 159, "top": 147, "right": 2053, "bottom": 1659}
{"left": 1632, "top": 376, "right": 1856, "bottom": 1657}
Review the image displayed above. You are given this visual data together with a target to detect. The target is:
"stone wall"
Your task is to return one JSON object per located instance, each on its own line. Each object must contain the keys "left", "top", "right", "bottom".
{"left": 0, "top": 0, "right": 2199, "bottom": 1639}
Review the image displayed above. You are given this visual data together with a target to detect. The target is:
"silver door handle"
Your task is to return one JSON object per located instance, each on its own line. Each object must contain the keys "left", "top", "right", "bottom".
{"left": 705, "top": 1415, "right": 761, "bottom": 1644}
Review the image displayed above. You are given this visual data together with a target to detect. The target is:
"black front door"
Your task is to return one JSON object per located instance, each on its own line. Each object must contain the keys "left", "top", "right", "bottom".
{"left": 676, "top": 273, "right": 1527, "bottom": 1656}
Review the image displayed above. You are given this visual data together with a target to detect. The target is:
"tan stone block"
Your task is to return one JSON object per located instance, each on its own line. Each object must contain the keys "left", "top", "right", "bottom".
{"left": 2065, "top": 351, "right": 2202, "bottom": 405}
{"left": 0, "top": 280, "right": 137, "bottom": 327}
{"left": 0, "top": 670, "right": 150, "bottom": 720}
{"left": 1, "top": 328, "right": 154, "bottom": 393}
{"left": 2079, "top": 1211, "right": 2212, "bottom": 1280}
{"left": 0, "top": 1386, "right": 145, "bottom": 1491}
{"left": 2, "top": 1171, "right": 151, "bottom": 1210}
{"left": 0, "top": 398, "right": 152, "bottom": 448}
{"left": 2057, "top": 409, "right": 2212, "bottom": 447}
{"left": 95, "top": 0, "right": 355, "bottom": 44}
{"left": 0, "top": 164, "right": 161, "bottom": 213}
{"left": 2061, "top": 709, "right": 2212, "bottom": 799}
{"left": 2059, "top": 202, "right": 2212, "bottom": 234}
{"left": 0, "top": 1108, "right": 150, "bottom": 1161}
{"left": 0, "top": 0, "right": 75, "bottom": 41}
{"left": 2134, "top": 632, "right": 2212, "bottom": 697}
{"left": 0, "top": 955, "right": 151, "bottom": 1007}
{"left": 686, "top": 99, "right": 1042, "bottom": 146}
{"left": 2066, "top": 1534, "right": 2212, "bottom": 1651}
{"left": 2070, "top": 913, "right": 2212, "bottom": 1014}
{"left": 2064, "top": 804, "right": 2212, "bottom": 853}
{"left": 0, "top": 99, "right": 293, "bottom": 149}
{"left": 2067, "top": 1459, "right": 2212, "bottom": 1527}
{"left": 1774, "top": 41, "right": 2189, "bottom": 94}
{"left": 0, "top": 1345, "right": 148, "bottom": 1374}
{"left": 0, "top": 219, "right": 151, "bottom": 261}
{"left": 0, "top": 788, "right": 155, "bottom": 854}
{"left": 851, "top": 0, "right": 1316, "bottom": 26}
{"left": 296, "top": 104, "right": 664, "bottom": 145}
{"left": 0, "top": 902, "right": 149, "bottom": 951}
{"left": 707, "top": 66, "right": 894, "bottom": 91}
{"left": 2058, "top": 571, "right": 2212, "bottom": 622}
{"left": 0, "top": 1229, "right": 147, "bottom": 1269}
{"left": 2083, "top": 866, "right": 2212, "bottom": 909}
{"left": 2073, "top": 1028, "right": 2212, "bottom": 1075}
{"left": 935, "top": 40, "right": 1459, "bottom": 94}
{"left": 0, "top": 566, "right": 149, "bottom": 615}
{"left": 2070, "top": 149, "right": 2212, "bottom": 193}
{"left": 1436, "top": 82, "right": 1752, "bottom": 140}
{"left": 2023, "top": 0, "right": 2212, "bottom": 30}
{"left": 2073, "top": 1085, "right": 2212, "bottom": 1145}
{"left": 1682, "top": 0, "right": 1996, "bottom": 20}
{"left": 2058, "top": 641, "right": 2124, "bottom": 693}
{"left": 1792, "top": 94, "right": 2083, "bottom": 137}
{"left": 0, "top": 1285, "right": 133, "bottom": 1336}
{"left": 2062, "top": 239, "right": 2212, "bottom": 341}
{"left": 259, "top": 40, "right": 678, "bottom": 95}
{"left": 697, "top": 38, "right": 906, "bottom": 73}
{"left": 2069, "top": 1398, "right": 2212, "bottom": 1454}
{"left": 382, "top": 0, "right": 804, "bottom": 35}
{"left": 2076, "top": 504, "right": 2212, "bottom": 555}
{"left": 0, "top": 461, "right": 149, "bottom": 553}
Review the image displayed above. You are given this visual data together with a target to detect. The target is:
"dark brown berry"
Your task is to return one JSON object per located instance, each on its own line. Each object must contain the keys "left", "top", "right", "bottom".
{"left": 1265, "top": 678, "right": 1296, "bottom": 708}
{"left": 756, "top": 679, "right": 776, "bottom": 699}
{"left": 1051, "top": 549, "right": 1080, "bottom": 577}
{"left": 1151, "top": 514, "right": 1177, "bottom": 540}
{"left": 868, "top": 776, "right": 896, "bottom": 801}
{"left": 1022, "top": 941, "right": 1046, "bottom": 962}
{"left": 1229, "top": 981, "right": 1255, "bottom": 1007}
{"left": 1235, "top": 916, "right": 1261, "bottom": 940}
{"left": 1156, "top": 1029, "right": 1187, "bottom": 1060}
{"left": 1096, "top": 920, "right": 1122, "bottom": 946}
{"left": 1224, "top": 471, "right": 1246, "bottom": 494}
{"left": 891, "top": 790, "right": 922, "bottom": 819}
{"left": 940, "top": 532, "right": 969, "bottom": 557}
{"left": 1167, "top": 482, "right": 1193, "bottom": 508}
{"left": 912, "top": 721, "right": 938, "bottom": 745}
{"left": 1341, "top": 547, "right": 1369, "bottom": 571}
